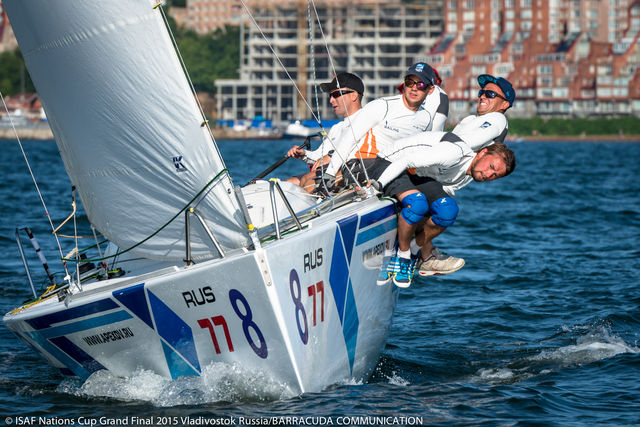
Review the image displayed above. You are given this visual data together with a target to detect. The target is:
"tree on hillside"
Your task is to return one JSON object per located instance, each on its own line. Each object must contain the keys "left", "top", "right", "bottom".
{"left": 1, "top": 16, "right": 240, "bottom": 97}
{"left": 165, "top": 15, "right": 240, "bottom": 93}
{"left": 0, "top": 50, "right": 35, "bottom": 95}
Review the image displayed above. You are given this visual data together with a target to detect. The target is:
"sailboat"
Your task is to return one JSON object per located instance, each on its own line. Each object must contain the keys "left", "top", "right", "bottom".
{"left": 2, "top": 0, "right": 398, "bottom": 394}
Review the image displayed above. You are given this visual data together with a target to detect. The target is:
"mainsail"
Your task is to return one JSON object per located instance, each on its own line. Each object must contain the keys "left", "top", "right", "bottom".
{"left": 4, "top": 0, "right": 251, "bottom": 260}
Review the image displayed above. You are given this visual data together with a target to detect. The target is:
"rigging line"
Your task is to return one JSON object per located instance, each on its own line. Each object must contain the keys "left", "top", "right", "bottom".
{"left": 61, "top": 168, "right": 230, "bottom": 262}
{"left": 238, "top": 0, "right": 323, "bottom": 127}
{"left": 0, "top": 90, "right": 70, "bottom": 278}
{"left": 72, "top": 188, "right": 81, "bottom": 291}
{"left": 307, "top": 0, "right": 368, "bottom": 188}
{"left": 306, "top": 0, "right": 321, "bottom": 127}
{"left": 155, "top": 3, "right": 225, "bottom": 161}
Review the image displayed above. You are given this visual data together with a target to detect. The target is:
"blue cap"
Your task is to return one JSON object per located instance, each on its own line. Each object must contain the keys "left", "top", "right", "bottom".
{"left": 478, "top": 74, "right": 516, "bottom": 107}
{"left": 405, "top": 63, "right": 437, "bottom": 86}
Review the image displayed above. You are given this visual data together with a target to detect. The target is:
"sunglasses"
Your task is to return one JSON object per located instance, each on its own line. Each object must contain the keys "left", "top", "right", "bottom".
{"left": 329, "top": 90, "right": 355, "bottom": 99}
{"left": 478, "top": 89, "right": 507, "bottom": 101}
{"left": 404, "top": 78, "right": 430, "bottom": 91}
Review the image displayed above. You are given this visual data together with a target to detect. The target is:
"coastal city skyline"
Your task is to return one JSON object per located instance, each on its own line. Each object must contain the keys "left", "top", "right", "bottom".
{"left": 1, "top": 0, "right": 639, "bottom": 123}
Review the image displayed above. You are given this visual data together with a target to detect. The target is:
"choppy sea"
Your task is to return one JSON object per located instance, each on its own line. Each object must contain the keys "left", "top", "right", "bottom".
{"left": 0, "top": 138, "right": 638, "bottom": 426}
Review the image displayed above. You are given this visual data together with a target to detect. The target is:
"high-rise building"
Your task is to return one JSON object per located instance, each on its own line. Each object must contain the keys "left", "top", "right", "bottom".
{"left": 215, "top": 0, "right": 444, "bottom": 121}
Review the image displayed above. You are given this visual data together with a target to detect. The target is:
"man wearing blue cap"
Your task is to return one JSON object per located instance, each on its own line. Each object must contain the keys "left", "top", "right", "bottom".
{"left": 370, "top": 74, "right": 516, "bottom": 287}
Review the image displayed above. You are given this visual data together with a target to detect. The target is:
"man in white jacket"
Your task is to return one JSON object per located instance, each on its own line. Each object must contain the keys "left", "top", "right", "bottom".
{"left": 285, "top": 72, "right": 365, "bottom": 192}
{"left": 312, "top": 62, "right": 445, "bottom": 194}
{"left": 372, "top": 74, "right": 517, "bottom": 287}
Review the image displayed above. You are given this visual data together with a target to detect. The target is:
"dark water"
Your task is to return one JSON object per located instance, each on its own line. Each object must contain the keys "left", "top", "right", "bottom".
{"left": 0, "top": 138, "right": 639, "bottom": 425}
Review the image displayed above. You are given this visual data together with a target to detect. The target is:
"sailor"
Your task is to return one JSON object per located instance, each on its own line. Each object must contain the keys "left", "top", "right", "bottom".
{"left": 285, "top": 72, "right": 365, "bottom": 192}
{"left": 397, "top": 66, "right": 449, "bottom": 132}
{"left": 313, "top": 62, "right": 443, "bottom": 194}
{"left": 371, "top": 74, "right": 517, "bottom": 287}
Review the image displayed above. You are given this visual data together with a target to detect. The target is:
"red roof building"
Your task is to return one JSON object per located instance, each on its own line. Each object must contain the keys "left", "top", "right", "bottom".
{"left": 423, "top": 0, "right": 640, "bottom": 120}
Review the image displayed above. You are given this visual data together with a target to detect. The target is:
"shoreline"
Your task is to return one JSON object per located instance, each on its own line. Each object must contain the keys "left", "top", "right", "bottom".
{"left": 0, "top": 126, "right": 53, "bottom": 140}
{"left": 2, "top": 126, "right": 638, "bottom": 143}
{"left": 511, "top": 135, "right": 640, "bottom": 142}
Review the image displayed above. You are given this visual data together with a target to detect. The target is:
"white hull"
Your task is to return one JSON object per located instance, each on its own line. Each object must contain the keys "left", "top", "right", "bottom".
{"left": 4, "top": 195, "right": 398, "bottom": 394}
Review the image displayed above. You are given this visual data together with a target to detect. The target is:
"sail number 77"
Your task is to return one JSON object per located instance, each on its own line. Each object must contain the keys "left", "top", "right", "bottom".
{"left": 197, "top": 289, "right": 268, "bottom": 359}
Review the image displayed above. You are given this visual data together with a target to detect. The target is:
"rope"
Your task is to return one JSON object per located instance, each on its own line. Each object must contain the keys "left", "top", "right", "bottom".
{"left": 238, "top": 0, "right": 323, "bottom": 129}
{"left": 0, "top": 90, "right": 71, "bottom": 279}
{"left": 61, "top": 168, "right": 230, "bottom": 262}
{"left": 307, "top": 0, "right": 322, "bottom": 127}
{"left": 52, "top": 199, "right": 76, "bottom": 235}
{"left": 306, "top": 0, "right": 367, "bottom": 189}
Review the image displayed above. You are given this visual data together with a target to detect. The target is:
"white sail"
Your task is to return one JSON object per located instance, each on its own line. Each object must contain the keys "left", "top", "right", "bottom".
{"left": 3, "top": 0, "right": 250, "bottom": 260}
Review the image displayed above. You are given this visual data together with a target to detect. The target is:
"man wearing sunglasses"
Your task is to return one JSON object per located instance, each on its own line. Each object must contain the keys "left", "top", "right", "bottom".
{"left": 371, "top": 74, "right": 516, "bottom": 287}
{"left": 285, "top": 72, "right": 365, "bottom": 191}
{"left": 397, "top": 66, "right": 449, "bottom": 132}
{"left": 312, "top": 62, "right": 442, "bottom": 194}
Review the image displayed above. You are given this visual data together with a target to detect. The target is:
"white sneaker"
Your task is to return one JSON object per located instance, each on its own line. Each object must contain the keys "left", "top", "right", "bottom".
{"left": 417, "top": 248, "right": 465, "bottom": 276}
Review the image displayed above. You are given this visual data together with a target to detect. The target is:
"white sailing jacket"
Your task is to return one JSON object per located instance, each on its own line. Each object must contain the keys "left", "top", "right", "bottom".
{"left": 303, "top": 109, "right": 365, "bottom": 164}
{"left": 323, "top": 95, "right": 434, "bottom": 176}
{"left": 376, "top": 134, "right": 476, "bottom": 196}
{"left": 450, "top": 112, "right": 508, "bottom": 151}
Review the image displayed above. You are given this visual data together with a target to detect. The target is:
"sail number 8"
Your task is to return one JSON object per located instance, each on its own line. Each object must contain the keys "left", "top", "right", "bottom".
{"left": 289, "top": 269, "right": 325, "bottom": 345}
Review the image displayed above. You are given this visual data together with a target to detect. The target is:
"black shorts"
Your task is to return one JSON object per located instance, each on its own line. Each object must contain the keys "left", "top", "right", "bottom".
{"left": 341, "top": 158, "right": 377, "bottom": 186}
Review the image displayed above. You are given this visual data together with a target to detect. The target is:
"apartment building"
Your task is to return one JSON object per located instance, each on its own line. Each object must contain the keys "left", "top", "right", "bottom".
{"left": 215, "top": 0, "right": 444, "bottom": 121}
{"left": 424, "top": 0, "right": 640, "bottom": 120}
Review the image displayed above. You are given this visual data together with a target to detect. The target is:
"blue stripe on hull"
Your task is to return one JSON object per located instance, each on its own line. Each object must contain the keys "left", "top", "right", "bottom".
{"left": 342, "top": 279, "right": 359, "bottom": 369}
{"left": 147, "top": 290, "right": 201, "bottom": 374}
{"left": 356, "top": 217, "right": 397, "bottom": 246}
{"left": 39, "top": 310, "right": 132, "bottom": 338}
{"left": 329, "top": 204, "right": 397, "bottom": 372}
{"left": 49, "top": 336, "right": 106, "bottom": 374}
{"left": 161, "top": 341, "right": 200, "bottom": 378}
{"left": 329, "top": 229, "right": 350, "bottom": 325}
{"left": 358, "top": 204, "right": 396, "bottom": 229}
{"left": 26, "top": 331, "right": 93, "bottom": 379}
{"left": 328, "top": 214, "right": 361, "bottom": 372}
{"left": 113, "top": 283, "right": 154, "bottom": 330}
{"left": 24, "top": 298, "right": 128, "bottom": 379}
{"left": 27, "top": 299, "right": 119, "bottom": 330}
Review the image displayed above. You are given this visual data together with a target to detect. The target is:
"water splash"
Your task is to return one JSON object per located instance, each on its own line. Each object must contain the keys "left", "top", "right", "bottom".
{"left": 532, "top": 325, "right": 638, "bottom": 366}
{"left": 385, "top": 371, "right": 410, "bottom": 386}
{"left": 57, "top": 362, "right": 296, "bottom": 406}
{"left": 470, "top": 324, "right": 638, "bottom": 385}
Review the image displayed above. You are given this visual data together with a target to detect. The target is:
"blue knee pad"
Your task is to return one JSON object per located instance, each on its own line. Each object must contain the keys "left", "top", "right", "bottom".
{"left": 400, "top": 192, "right": 428, "bottom": 225}
{"left": 430, "top": 197, "right": 458, "bottom": 227}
